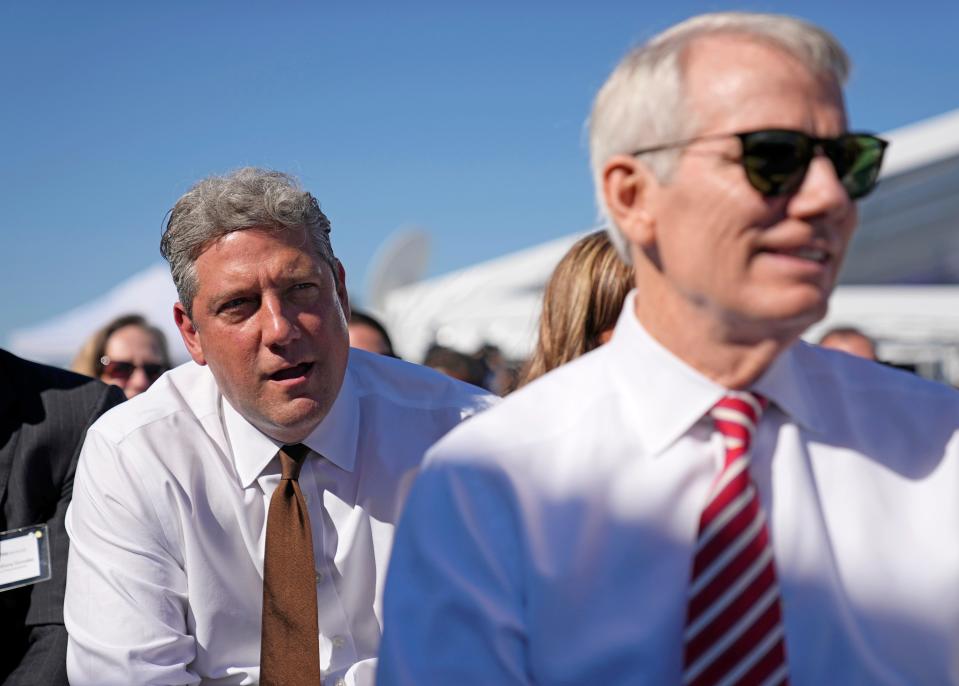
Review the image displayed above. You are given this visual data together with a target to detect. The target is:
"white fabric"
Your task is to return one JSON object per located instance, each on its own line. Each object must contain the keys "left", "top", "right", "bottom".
{"left": 378, "top": 291, "right": 959, "bottom": 685}
{"left": 64, "top": 348, "right": 495, "bottom": 686}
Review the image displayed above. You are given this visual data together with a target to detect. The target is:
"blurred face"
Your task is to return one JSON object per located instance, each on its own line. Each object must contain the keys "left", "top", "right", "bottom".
{"left": 349, "top": 322, "right": 390, "bottom": 355}
{"left": 100, "top": 324, "right": 167, "bottom": 399}
{"left": 615, "top": 36, "right": 858, "bottom": 343}
{"left": 175, "top": 227, "right": 350, "bottom": 444}
{"left": 820, "top": 332, "right": 876, "bottom": 360}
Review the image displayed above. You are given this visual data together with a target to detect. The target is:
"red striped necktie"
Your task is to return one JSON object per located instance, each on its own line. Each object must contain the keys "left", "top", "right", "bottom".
{"left": 682, "top": 392, "right": 788, "bottom": 686}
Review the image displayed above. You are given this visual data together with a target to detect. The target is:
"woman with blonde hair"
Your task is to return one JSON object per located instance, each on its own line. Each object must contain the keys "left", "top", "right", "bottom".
{"left": 72, "top": 314, "right": 171, "bottom": 399}
{"left": 521, "top": 230, "right": 633, "bottom": 386}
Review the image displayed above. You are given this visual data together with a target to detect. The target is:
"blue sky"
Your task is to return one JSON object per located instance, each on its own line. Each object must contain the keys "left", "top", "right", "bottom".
{"left": 2, "top": 1, "right": 957, "bottom": 346}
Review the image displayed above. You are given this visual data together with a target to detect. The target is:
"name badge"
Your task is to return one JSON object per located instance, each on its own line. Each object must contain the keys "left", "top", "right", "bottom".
{"left": 0, "top": 525, "right": 52, "bottom": 592}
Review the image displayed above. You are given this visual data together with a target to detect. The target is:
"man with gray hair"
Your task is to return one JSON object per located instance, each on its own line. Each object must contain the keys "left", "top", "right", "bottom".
{"left": 64, "top": 167, "right": 494, "bottom": 686}
{"left": 378, "top": 12, "right": 959, "bottom": 685}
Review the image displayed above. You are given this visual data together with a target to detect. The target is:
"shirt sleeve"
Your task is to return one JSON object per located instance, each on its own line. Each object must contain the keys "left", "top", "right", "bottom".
{"left": 376, "top": 456, "right": 530, "bottom": 685}
{"left": 64, "top": 428, "right": 199, "bottom": 686}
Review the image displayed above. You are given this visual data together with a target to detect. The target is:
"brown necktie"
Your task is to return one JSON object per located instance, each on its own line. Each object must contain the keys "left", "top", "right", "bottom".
{"left": 260, "top": 444, "right": 323, "bottom": 686}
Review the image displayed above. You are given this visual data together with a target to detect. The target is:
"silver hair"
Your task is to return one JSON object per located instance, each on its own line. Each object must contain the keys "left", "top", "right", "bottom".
{"left": 588, "top": 12, "right": 851, "bottom": 262}
{"left": 160, "top": 167, "right": 335, "bottom": 317}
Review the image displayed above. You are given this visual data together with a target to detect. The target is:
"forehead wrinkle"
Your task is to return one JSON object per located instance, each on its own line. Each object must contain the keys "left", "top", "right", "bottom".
{"left": 196, "top": 244, "right": 326, "bottom": 315}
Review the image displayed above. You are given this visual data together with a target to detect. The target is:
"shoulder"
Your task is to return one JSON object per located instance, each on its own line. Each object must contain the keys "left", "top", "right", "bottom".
{"left": 2, "top": 348, "right": 115, "bottom": 401}
{"left": 797, "top": 341, "right": 958, "bottom": 416}
{"left": 86, "top": 361, "right": 216, "bottom": 445}
{"left": 0, "top": 348, "right": 124, "bottom": 432}
{"left": 425, "top": 346, "right": 619, "bottom": 474}
{"left": 791, "top": 342, "right": 959, "bottom": 470}
{"left": 347, "top": 347, "right": 497, "bottom": 417}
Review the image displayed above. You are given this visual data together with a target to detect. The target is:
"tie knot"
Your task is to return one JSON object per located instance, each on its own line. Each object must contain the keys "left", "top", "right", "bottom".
{"left": 278, "top": 444, "right": 310, "bottom": 480}
{"left": 709, "top": 392, "right": 767, "bottom": 455}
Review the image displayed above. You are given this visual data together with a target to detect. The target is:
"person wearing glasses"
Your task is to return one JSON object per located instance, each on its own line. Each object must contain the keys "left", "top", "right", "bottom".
{"left": 71, "top": 314, "right": 170, "bottom": 399}
{"left": 378, "top": 12, "right": 959, "bottom": 685}
{"left": 63, "top": 168, "right": 494, "bottom": 686}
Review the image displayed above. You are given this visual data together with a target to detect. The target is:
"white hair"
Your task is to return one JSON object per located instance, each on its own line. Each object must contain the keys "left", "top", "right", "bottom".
{"left": 588, "top": 12, "right": 851, "bottom": 262}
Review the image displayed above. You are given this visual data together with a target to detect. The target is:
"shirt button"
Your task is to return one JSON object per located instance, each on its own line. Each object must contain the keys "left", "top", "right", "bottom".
{"left": 315, "top": 571, "right": 325, "bottom": 584}
{"left": 332, "top": 635, "right": 346, "bottom": 649}
{"left": 334, "top": 679, "right": 346, "bottom": 686}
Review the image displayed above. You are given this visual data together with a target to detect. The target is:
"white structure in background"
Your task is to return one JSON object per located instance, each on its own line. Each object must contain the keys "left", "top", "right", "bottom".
{"left": 383, "top": 109, "right": 959, "bottom": 383}
{"left": 804, "top": 287, "right": 959, "bottom": 383}
{"left": 7, "top": 264, "right": 189, "bottom": 367}
{"left": 364, "top": 227, "right": 431, "bottom": 313}
{"left": 8, "top": 109, "right": 959, "bottom": 380}
{"left": 383, "top": 233, "right": 584, "bottom": 362}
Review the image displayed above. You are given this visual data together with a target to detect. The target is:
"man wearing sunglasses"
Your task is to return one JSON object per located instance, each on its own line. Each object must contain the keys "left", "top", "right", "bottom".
{"left": 63, "top": 168, "right": 494, "bottom": 686}
{"left": 378, "top": 12, "right": 959, "bottom": 685}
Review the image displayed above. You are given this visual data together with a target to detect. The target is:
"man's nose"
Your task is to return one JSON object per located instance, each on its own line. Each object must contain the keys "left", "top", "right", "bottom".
{"left": 789, "top": 154, "right": 853, "bottom": 219}
{"left": 262, "top": 296, "right": 300, "bottom": 347}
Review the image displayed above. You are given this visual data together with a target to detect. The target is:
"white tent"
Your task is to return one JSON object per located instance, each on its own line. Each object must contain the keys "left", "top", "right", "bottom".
{"left": 7, "top": 263, "right": 189, "bottom": 367}
{"left": 382, "top": 109, "right": 959, "bottom": 371}
{"left": 381, "top": 232, "right": 585, "bottom": 362}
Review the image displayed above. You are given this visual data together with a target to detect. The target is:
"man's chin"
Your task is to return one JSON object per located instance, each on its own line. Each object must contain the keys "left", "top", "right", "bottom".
{"left": 253, "top": 398, "right": 329, "bottom": 444}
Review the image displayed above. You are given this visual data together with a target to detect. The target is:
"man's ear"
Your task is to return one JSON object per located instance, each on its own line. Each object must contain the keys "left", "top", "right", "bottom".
{"left": 334, "top": 259, "right": 351, "bottom": 321}
{"left": 174, "top": 302, "right": 207, "bottom": 366}
{"left": 602, "top": 154, "right": 659, "bottom": 250}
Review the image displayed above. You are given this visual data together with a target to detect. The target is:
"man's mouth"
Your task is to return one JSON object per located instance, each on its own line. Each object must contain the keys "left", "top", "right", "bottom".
{"left": 269, "top": 362, "right": 313, "bottom": 381}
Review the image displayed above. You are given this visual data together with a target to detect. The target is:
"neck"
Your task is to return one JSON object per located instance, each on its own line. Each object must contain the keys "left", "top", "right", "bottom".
{"left": 633, "top": 287, "right": 801, "bottom": 390}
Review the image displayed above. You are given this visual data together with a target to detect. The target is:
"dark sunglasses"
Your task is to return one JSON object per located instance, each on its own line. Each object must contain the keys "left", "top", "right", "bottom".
{"left": 632, "top": 129, "right": 888, "bottom": 200}
{"left": 99, "top": 355, "right": 167, "bottom": 383}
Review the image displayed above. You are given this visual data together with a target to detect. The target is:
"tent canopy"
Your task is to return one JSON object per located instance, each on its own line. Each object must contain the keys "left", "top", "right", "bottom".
{"left": 7, "top": 264, "right": 189, "bottom": 368}
{"left": 9, "top": 109, "right": 959, "bottom": 371}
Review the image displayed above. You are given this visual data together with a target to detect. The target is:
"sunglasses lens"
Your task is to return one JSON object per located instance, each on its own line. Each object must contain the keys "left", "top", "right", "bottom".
{"left": 832, "top": 135, "right": 887, "bottom": 199}
{"left": 740, "top": 131, "right": 811, "bottom": 197}
{"left": 103, "top": 361, "right": 136, "bottom": 381}
{"left": 100, "top": 358, "right": 167, "bottom": 383}
{"left": 143, "top": 364, "right": 166, "bottom": 382}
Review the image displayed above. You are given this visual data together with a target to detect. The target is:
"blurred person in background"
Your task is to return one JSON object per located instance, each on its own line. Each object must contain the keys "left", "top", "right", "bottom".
{"left": 818, "top": 325, "right": 877, "bottom": 360}
{"left": 423, "top": 344, "right": 487, "bottom": 388}
{"left": 520, "top": 230, "right": 633, "bottom": 387}
{"left": 71, "top": 314, "right": 171, "bottom": 399}
{"left": 0, "top": 349, "right": 123, "bottom": 686}
{"left": 473, "top": 344, "right": 520, "bottom": 396}
{"left": 349, "top": 310, "right": 397, "bottom": 357}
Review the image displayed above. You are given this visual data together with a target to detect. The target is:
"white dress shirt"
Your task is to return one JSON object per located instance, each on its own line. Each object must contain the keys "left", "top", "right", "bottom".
{"left": 65, "top": 348, "right": 494, "bottom": 686}
{"left": 378, "top": 293, "right": 959, "bottom": 685}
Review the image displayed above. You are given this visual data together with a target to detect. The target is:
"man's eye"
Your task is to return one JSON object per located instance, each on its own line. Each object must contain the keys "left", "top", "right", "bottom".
{"left": 289, "top": 283, "right": 320, "bottom": 300}
{"left": 219, "top": 297, "right": 253, "bottom": 314}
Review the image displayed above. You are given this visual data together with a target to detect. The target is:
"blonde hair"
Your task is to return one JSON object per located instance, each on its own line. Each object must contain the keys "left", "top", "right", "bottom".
{"left": 588, "top": 11, "right": 850, "bottom": 261}
{"left": 521, "top": 231, "right": 633, "bottom": 386}
{"left": 71, "top": 314, "right": 171, "bottom": 378}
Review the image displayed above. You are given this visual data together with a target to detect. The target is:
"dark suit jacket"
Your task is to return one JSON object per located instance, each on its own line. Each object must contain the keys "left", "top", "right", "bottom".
{"left": 0, "top": 349, "right": 124, "bottom": 686}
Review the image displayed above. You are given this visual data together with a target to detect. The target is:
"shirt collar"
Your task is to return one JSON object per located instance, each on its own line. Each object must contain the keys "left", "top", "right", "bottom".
{"left": 225, "top": 365, "right": 359, "bottom": 489}
{"left": 606, "top": 291, "right": 825, "bottom": 457}
{"left": 752, "top": 340, "right": 826, "bottom": 435}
